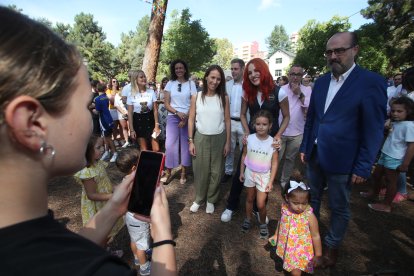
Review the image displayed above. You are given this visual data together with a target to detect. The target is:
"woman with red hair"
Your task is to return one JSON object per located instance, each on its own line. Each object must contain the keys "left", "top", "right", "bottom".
{"left": 241, "top": 58, "right": 289, "bottom": 140}
{"left": 220, "top": 58, "right": 290, "bottom": 227}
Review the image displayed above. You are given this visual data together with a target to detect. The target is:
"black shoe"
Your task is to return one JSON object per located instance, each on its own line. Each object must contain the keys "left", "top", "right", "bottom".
{"left": 221, "top": 174, "right": 232, "bottom": 183}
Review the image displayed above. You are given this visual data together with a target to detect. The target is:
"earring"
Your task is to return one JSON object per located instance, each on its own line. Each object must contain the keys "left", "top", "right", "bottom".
{"left": 39, "top": 141, "right": 56, "bottom": 157}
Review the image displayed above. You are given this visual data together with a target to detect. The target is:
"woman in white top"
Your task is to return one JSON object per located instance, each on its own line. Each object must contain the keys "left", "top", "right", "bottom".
{"left": 127, "top": 70, "right": 160, "bottom": 151}
{"left": 163, "top": 60, "right": 197, "bottom": 184}
{"left": 188, "top": 65, "right": 231, "bottom": 214}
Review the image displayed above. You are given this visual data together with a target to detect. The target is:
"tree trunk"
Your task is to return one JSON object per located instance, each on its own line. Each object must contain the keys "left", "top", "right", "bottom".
{"left": 142, "top": 0, "right": 168, "bottom": 83}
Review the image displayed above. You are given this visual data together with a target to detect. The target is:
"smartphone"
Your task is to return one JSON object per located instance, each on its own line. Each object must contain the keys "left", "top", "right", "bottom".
{"left": 128, "top": 151, "right": 165, "bottom": 217}
{"left": 151, "top": 131, "right": 160, "bottom": 139}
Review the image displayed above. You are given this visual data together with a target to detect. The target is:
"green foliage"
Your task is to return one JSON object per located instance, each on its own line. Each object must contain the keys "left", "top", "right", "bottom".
{"left": 266, "top": 25, "right": 291, "bottom": 56}
{"left": 293, "top": 16, "right": 351, "bottom": 75}
{"left": 6, "top": 4, "right": 22, "bottom": 13}
{"left": 116, "top": 15, "right": 150, "bottom": 73}
{"left": 361, "top": 0, "right": 413, "bottom": 70}
{"left": 67, "top": 13, "right": 117, "bottom": 80}
{"left": 35, "top": 17, "right": 53, "bottom": 28}
{"left": 211, "top": 38, "right": 234, "bottom": 70}
{"left": 355, "top": 23, "right": 389, "bottom": 75}
{"left": 53, "top": 23, "right": 72, "bottom": 40}
{"left": 160, "top": 9, "right": 216, "bottom": 74}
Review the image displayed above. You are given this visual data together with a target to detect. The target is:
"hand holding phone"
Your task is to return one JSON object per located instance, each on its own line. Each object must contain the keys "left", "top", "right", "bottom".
{"left": 128, "top": 151, "right": 165, "bottom": 217}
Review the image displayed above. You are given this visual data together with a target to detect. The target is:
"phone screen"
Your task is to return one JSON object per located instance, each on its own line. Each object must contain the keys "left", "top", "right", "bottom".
{"left": 128, "top": 151, "right": 165, "bottom": 216}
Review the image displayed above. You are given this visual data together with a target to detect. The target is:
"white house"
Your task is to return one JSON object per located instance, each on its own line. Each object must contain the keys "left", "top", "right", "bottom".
{"left": 267, "top": 49, "right": 296, "bottom": 79}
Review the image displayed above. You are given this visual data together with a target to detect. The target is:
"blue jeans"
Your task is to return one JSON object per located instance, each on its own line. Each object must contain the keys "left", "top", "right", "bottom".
{"left": 306, "top": 149, "right": 352, "bottom": 248}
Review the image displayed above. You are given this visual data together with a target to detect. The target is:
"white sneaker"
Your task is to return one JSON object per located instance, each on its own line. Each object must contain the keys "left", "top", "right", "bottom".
{"left": 122, "top": 141, "right": 130, "bottom": 148}
{"left": 206, "top": 202, "right": 214, "bottom": 214}
{"left": 190, "top": 202, "right": 200, "bottom": 213}
{"left": 253, "top": 211, "right": 269, "bottom": 224}
{"left": 110, "top": 152, "right": 118, "bottom": 162}
{"left": 101, "top": 151, "right": 110, "bottom": 161}
{"left": 221, "top": 209, "right": 233, "bottom": 222}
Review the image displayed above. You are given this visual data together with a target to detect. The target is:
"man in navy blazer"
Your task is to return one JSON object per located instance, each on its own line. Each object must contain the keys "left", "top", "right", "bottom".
{"left": 299, "top": 32, "right": 387, "bottom": 268}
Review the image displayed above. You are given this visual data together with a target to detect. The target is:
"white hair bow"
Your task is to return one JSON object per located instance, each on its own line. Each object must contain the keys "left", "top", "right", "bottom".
{"left": 288, "top": 181, "right": 309, "bottom": 194}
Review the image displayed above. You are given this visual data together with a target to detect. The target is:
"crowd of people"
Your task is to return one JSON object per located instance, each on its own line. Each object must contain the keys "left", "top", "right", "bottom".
{"left": 1, "top": 6, "right": 413, "bottom": 276}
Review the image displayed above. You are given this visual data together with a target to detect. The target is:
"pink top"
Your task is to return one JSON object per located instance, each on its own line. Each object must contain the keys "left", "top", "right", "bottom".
{"left": 279, "top": 84, "right": 311, "bottom": 136}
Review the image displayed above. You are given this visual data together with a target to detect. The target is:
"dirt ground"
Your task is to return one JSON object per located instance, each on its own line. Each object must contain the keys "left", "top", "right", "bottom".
{"left": 48, "top": 152, "right": 414, "bottom": 276}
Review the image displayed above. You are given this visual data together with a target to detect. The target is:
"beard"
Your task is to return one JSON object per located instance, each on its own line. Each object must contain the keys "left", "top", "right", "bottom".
{"left": 328, "top": 60, "right": 350, "bottom": 77}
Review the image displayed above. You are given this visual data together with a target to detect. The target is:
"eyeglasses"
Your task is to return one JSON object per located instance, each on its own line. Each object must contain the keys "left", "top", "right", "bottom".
{"left": 178, "top": 83, "right": 182, "bottom": 92}
{"left": 324, "top": 46, "right": 354, "bottom": 57}
{"left": 289, "top": 73, "right": 303, "bottom": 77}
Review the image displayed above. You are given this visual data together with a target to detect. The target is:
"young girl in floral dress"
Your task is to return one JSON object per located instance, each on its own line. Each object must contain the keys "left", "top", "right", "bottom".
{"left": 269, "top": 171, "right": 322, "bottom": 275}
{"left": 74, "top": 135, "right": 124, "bottom": 254}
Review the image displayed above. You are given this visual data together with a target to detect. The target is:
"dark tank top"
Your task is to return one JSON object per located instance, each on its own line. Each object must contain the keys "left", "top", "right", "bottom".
{"left": 247, "top": 86, "right": 281, "bottom": 137}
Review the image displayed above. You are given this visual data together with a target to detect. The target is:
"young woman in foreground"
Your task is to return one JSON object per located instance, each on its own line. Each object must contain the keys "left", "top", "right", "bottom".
{"left": 0, "top": 7, "right": 176, "bottom": 276}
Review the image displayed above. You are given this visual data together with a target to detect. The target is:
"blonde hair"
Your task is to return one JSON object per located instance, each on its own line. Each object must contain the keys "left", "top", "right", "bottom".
{"left": 0, "top": 7, "right": 82, "bottom": 123}
{"left": 130, "top": 70, "right": 146, "bottom": 96}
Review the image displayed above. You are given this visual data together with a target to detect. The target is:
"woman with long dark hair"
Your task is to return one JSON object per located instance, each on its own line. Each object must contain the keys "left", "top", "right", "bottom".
{"left": 188, "top": 65, "right": 231, "bottom": 213}
{"left": 163, "top": 60, "right": 197, "bottom": 184}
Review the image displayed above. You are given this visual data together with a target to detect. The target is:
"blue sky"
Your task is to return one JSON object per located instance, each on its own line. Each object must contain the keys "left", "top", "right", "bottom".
{"left": 3, "top": 0, "right": 372, "bottom": 51}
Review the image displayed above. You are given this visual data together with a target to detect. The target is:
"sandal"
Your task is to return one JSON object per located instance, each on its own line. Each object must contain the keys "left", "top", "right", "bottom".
{"left": 180, "top": 173, "right": 186, "bottom": 184}
{"left": 241, "top": 218, "right": 251, "bottom": 233}
{"left": 259, "top": 224, "right": 269, "bottom": 239}
{"left": 160, "top": 171, "right": 171, "bottom": 184}
{"left": 368, "top": 203, "right": 391, "bottom": 213}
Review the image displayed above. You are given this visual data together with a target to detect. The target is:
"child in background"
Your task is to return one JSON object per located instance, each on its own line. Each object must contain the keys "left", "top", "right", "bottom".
{"left": 95, "top": 83, "right": 118, "bottom": 162}
{"left": 240, "top": 110, "right": 278, "bottom": 239}
{"left": 74, "top": 135, "right": 124, "bottom": 255}
{"left": 114, "top": 88, "right": 130, "bottom": 148}
{"left": 269, "top": 170, "right": 322, "bottom": 275}
{"left": 116, "top": 148, "right": 152, "bottom": 276}
{"left": 364, "top": 97, "right": 414, "bottom": 212}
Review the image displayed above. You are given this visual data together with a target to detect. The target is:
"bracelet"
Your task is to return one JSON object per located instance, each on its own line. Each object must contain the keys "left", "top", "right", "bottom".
{"left": 152, "top": 240, "right": 176, "bottom": 248}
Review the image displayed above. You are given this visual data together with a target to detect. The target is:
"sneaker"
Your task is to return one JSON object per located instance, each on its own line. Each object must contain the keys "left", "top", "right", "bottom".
{"left": 145, "top": 248, "right": 152, "bottom": 260}
{"left": 100, "top": 151, "right": 110, "bottom": 161}
{"left": 221, "top": 209, "right": 233, "bottom": 222}
{"left": 252, "top": 211, "right": 269, "bottom": 224}
{"left": 114, "top": 140, "right": 120, "bottom": 147}
{"left": 259, "top": 224, "right": 269, "bottom": 239}
{"left": 109, "top": 152, "right": 118, "bottom": 162}
{"left": 139, "top": 262, "right": 151, "bottom": 276}
{"left": 122, "top": 141, "right": 130, "bottom": 148}
{"left": 190, "top": 202, "right": 201, "bottom": 213}
{"left": 393, "top": 192, "right": 407, "bottom": 203}
{"left": 241, "top": 218, "right": 251, "bottom": 233}
{"left": 221, "top": 174, "right": 232, "bottom": 183}
{"left": 206, "top": 202, "right": 214, "bottom": 214}
{"left": 368, "top": 203, "right": 391, "bottom": 213}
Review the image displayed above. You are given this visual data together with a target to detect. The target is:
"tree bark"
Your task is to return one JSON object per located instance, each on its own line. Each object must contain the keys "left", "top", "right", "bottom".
{"left": 142, "top": 0, "right": 168, "bottom": 83}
